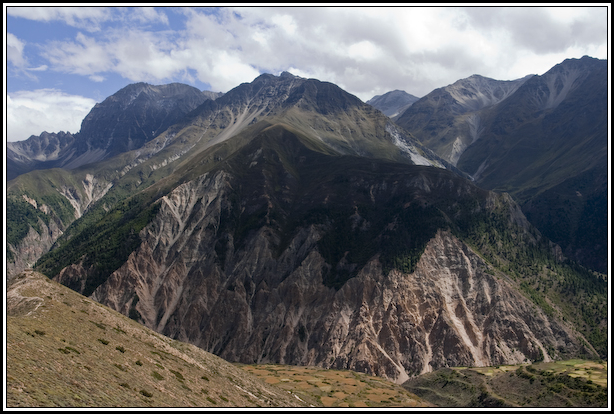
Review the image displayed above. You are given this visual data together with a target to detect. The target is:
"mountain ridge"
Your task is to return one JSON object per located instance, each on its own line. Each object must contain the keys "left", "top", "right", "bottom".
{"left": 5, "top": 62, "right": 607, "bottom": 387}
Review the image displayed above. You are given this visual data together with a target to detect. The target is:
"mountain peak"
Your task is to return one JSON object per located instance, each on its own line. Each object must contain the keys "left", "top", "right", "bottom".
{"left": 279, "top": 71, "right": 298, "bottom": 78}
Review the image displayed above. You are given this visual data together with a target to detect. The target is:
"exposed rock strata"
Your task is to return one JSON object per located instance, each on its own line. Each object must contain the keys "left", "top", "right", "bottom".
{"left": 7, "top": 218, "right": 63, "bottom": 279}
{"left": 88, "top": 171, "right": 585, "bottom": 384}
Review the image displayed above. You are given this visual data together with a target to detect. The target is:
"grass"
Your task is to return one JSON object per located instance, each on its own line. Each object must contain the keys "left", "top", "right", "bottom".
{"left": 403, "top": 361, "right": 608, "bottom": 408}
{"left": 6, "top": 270, "right": 308, "bottom": 408}
{"left": 238, "top": 364, "right": 434, "bottom": 408}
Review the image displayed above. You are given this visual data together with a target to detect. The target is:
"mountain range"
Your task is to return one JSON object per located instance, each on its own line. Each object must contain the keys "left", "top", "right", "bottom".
{"left": 396, "top": 56, "right": 608, "bottom": 273}
{"left": 5, "top": 57, "right": 608, "bottom": 387}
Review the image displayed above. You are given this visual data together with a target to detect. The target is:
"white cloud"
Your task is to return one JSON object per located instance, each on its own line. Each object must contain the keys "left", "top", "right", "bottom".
{"left": 16, "top": 6, "right": 608, "bottom": 101}
{"left": 7, "top": 6, "right": 113, "bottom": 31}
{"left": 7, "top": 32, "right": 27, "bottom": 68}
{"left": 6, "top": 90, "right": 96, "bottom": 142}
{"left": 129, "top": 7, "right": 169, "bottom": 25}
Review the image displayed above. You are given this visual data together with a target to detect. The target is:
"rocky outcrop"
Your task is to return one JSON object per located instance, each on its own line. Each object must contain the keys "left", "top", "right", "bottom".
{"left": 88, "top": 168, "right": 587, "bottom": 384}
{"left": 7, "top": 218, "right": 63, "bottom": 279}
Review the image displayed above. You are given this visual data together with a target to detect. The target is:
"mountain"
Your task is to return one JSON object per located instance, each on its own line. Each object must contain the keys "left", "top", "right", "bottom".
{"left": 6, "top": 83, "right": 220, "bottom": 181}
{"left": 6, "top": 269, "right": 308, "bottom": 407}
{"left": 6, "top": 72, "right": 452, "bottom": 279}
{"left": 6, "top": 71, "right": 607, "bottom": 386}
{"left": 395, "top": 74, "right": 532, "bottom": 165}
{"left": 6, "top": 131, "right": 76, "bottom": 181}
{"left": 367, "top": 90, "right": 420, "bottom": 119}
{"left": 397, "top": 56, "right": 608, "bottom": 274}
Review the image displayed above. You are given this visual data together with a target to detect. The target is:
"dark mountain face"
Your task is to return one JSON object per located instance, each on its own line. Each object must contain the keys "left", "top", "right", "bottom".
{"left": 397, "top": 56, "right": 608, "bottom": 274}
{"left": 6, "top": 69, "right": 607, "bottom": 384}
{"left": 76, "top": 82, "right": 214, "bottom": 156}
{"left": 455, "top": 56, "right": 608, "bottom": 273}
{"left": 367, "top": 90, "right": 420, "bottom": 119}
{"left": 6, "top": 83, "right": 216, "bottom": 179}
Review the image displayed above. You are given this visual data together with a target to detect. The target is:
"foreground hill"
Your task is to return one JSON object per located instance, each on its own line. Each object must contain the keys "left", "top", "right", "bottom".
{"left": 6, "top": 270, "right": 307, "bottom": 408}
{"left": 402, "top": 360, "right": 607, "bottom": 408}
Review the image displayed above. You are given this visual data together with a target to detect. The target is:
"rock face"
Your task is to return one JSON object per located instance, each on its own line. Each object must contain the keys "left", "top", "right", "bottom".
{"left": 78, "top": 127, "right": 588, "bottom": 384}
{"left": 87, "top": 163, "right": 584, "bottom": 384}
{"left": 7, "top": 131, "right": 76, "bottom": 181}
{"left": 6, "top": 218, "right": 63, "bottom": 278}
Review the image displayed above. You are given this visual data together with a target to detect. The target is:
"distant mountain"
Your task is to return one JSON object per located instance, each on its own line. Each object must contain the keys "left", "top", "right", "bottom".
{"left": 6, "top": 131, "right": 76, "bottom": 181}
{"left": 367, "top": 90, "right": 420, "bottom": 119}
{"left": 397, "top": 56, "right": 608, "bottom": 273}
{"left": 6, "top": 70, "right": 607, "bottom": 387}
{"left": 395, "top": 74, "right": 532, "bottom": 165}
{"left": 7, "top": 83, "right": 220, "bottom": 180}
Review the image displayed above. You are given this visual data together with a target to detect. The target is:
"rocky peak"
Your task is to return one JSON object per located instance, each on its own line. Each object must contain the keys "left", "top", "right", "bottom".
{"left": 367, "top": 90, "right": 420, "bottom": 118}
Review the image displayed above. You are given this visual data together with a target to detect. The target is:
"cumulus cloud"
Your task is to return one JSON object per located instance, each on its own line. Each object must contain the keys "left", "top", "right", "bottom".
{"left": 9, "top": 6, "right": 608, "bottom": 101}
{"left": 7, "top": 89, "right": 96, "bottom": 142}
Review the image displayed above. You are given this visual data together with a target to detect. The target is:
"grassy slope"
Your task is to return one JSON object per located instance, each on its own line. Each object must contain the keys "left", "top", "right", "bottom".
{"left": 239, "top": 364, "right": 434, "bottom": 408}
{"left": 402, "top": 361, "right": 608, "bottom": 408}
{"left": 6, "top": 270, "right": 307, "bottom": 408}
{"left": 6, "top": 270, "right": 434, "bottom": 408}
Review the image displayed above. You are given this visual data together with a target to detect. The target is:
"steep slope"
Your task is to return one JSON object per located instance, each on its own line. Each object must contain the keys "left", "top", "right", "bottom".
{"left": 6, "top": 72, "right": 451, "bottom": 279}
{"left": 367, "top": 90, "right": 420, "bottom": 119}
{"left": 7, "top": 83, "right": 216, "bottom": 180}
{"left": 36, "top": 123, "right": 603, "bottom": 384}
{"left": 455, "top": 56, "right": 608, "bottom": 273}
{"left": 395, "top": 74, "right": 531, "bottom": 165}
{"left": 6, "top": 270, "right": 308, "bottom": 407}
{"left": 9, "top": 72, "right": 606, "bottom": 386}
{"left": 397, "top": 56, "right": 607, "bottom": 274}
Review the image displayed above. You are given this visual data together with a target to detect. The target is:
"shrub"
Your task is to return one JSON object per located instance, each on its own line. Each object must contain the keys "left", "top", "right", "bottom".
{"left": 116, "top": 345, "right": 126, "bottom": 353}
{"left": 98, "top": 338, "right": 109, "bottom": 345}
{"left": 140, "top": 389, "right": 153, "bottom": 398}
{"left": 152, "top": 371, "right": 164, "bottom": 380}
{"left": 135, "top": 360, "right": 143, "bottom": 366}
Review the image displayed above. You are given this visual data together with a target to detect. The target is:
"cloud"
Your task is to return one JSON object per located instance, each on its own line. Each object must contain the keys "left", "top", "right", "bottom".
{"left": 17, "top": 6, "right": 608, "bottom": 101}
{"left": 129, "top": 7, "right": 169, "bottom": 25}
{"left": 6, "top": 89, "right": 96, "bottom": 142}
{"left": 7, "top": 32, "right": 27, "bottom": 68}
{"left": 7, "top": 6, "right": 113, "bottom": 31}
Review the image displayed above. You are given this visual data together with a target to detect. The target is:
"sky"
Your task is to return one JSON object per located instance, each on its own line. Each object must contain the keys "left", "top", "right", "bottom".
{"left": 4, "top": 5, "right": 610, "bottom": 142}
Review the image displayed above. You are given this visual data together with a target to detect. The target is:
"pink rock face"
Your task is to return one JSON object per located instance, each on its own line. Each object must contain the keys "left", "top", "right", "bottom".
{"left": 88, "top": 171, "right": 584, "bottom": 384}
